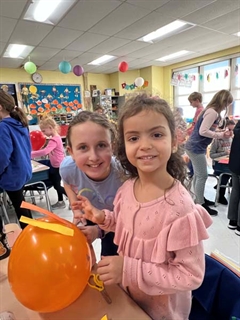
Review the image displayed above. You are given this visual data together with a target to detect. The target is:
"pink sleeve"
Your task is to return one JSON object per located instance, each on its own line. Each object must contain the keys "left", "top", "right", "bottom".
{"left": 98, "top": 188, "right": 122, "bottom": 232}
{"left": 31, "top": 139, "right": 57, "bottom": 158}
{"left": 199, "top": 109, "right": 224, "bottom": 139}
{"left": 122, "top": 243, "right": 205, "bottom": 295}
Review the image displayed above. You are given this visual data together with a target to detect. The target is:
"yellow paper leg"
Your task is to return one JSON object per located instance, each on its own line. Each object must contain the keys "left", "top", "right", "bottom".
{"left": 101, "top": 315, "right": 108, "bottom": 320}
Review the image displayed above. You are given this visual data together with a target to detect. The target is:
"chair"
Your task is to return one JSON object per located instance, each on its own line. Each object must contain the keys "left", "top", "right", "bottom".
{"left": 23, "top": 180, "right": 53, "bottom": 212}
{"left": 0, "top": 189, "right": 10, "bottom": 224}
{"left": 189, "top": 254, "right": 240, "bottom": 320}
{"left": 208, "top": 172, "right": 232, "bottom": 206}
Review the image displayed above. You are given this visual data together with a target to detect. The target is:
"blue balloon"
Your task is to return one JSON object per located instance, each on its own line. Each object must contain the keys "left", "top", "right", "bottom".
{"left": 59, "top": 61, "right": 72, "bottom": 74}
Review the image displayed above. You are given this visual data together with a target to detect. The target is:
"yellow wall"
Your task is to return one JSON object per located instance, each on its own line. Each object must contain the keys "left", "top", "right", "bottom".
{"left": 152, "top": 66, "right": 164, "bottom": 98}
{"left": 109, "top": 72, "right": 119, "bottom": 94}
{"left": 88, "top": 73, "right": 110, "bottom": 94}
{"left": 163, "top": 45, "right": 240, "bottom": 105}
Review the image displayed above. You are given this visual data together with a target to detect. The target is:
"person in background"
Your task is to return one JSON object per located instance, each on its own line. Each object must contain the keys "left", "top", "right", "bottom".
{"left": 186, "top": 92, "right": 204, "bottom": 177}
{"left": 60, "top": 111, "right": 124, "bottom": 256}
{"left": 227, "top": 120, "right": 240, "bottom": 235}
{"left": 72, "top": 94, "right": 212, "bottom": 320}
{"left": 31, "top": 116, "right": 66, "bottom": 209}
{"left": 173, "top": 107, "right": 187, "bottom": 155}
{"left": 187, "top": 91, "right": 204, "bottom": 136}
{"left": 94, "top": 105, "right": 104, "bottom": 115}
{"left": 185, "top": 90, "right": 233, "bottom": 216}
{"left": 210, "top": 119, "right": 235, "bottom": 205}
{"left": 0, "top": 89, "right": 32, "bottom": 229}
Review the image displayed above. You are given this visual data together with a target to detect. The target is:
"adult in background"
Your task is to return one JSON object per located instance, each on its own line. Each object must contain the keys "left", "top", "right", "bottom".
{"left": 0, "top": 90, "right": 32, "bottom": 228}
{"left": 185, "top": 90, "right": 233, "bottom": 216}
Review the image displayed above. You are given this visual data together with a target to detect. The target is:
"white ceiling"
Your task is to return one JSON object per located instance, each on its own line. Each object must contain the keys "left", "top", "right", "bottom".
{"left": 0, "top": 0, "right": 240, "bottom": 74}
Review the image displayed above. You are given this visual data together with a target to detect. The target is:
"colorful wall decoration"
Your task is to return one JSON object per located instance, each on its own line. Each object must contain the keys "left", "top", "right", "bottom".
{"left": 18, "top": 83, "right": 82, "bottom": 118}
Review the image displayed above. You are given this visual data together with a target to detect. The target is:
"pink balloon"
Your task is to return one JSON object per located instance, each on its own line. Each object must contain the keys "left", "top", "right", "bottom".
{"left": 73, "top": 65, "right": 84, "bottom": 76}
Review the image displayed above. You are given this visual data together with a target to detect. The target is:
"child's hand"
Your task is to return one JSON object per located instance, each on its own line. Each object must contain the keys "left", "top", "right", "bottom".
{"left": 97, "top": 256, "right": 123, "bottom": 285}
{"left": 71, "top": 195, "right": 105, "bottom": 224}
{"left": 78, "top": 225, "right": 99, "bottom": 244}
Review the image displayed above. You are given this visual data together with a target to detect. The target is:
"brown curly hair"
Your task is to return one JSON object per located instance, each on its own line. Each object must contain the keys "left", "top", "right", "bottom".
{"left": 117, "top": 94, "right": 187, "bottom": 185}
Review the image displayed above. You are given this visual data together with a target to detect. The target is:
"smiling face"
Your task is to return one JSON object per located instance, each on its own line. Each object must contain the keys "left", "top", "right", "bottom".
{"left": 40, "top": 126, "right": 54, "bottom": 137}
{"left": 67, "top": 121, "right": 113, "bottom": 181}
{"left": 123, "top": 110, "right": 176, "bottom": 176}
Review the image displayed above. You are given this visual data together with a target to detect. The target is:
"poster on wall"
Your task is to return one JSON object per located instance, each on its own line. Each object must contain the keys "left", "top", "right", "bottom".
{"left": 18, "top": 83, "right": 82, "bottom": 118}
{"left": 0, "top": 83, "right": 18, "bottom": 105}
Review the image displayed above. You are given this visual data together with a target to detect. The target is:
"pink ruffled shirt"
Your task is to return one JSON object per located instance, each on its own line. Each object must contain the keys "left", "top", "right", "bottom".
{"left": 99, "top": 179, "right": 212, "bottom": 320}
{"left": 31, "top": 135, "right": 65, "bottom": 168}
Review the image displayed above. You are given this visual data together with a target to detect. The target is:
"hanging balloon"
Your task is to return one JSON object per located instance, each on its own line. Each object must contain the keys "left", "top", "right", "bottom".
{"left": 59, "top": 61, "right": 72, "bottom": 74}
{"left": 118, "top": 61, "right": 128, "bottom": 72}
{"left": 24, "top": 61, "right": 37, "bottom": 74}
{"left": 73, "top": 65, "right": 84, "bottom": 76}
{"left": 134, "top": 77, "right": 144, "bottom": 87}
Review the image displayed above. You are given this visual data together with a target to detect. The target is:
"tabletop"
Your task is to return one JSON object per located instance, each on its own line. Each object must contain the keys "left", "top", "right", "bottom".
{"left": 0, "top": 257, "right": 150, "bottom": 320}
{"left": 31, "top": 160, "right": 50, "bottom": 174}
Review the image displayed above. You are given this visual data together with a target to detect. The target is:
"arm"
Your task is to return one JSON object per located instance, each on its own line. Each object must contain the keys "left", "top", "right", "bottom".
{"left": 0, "top": 127, "right": 13, "bottom": 175}
{"left": 210, "top": 139, "right": 228, "bottom": 159}
{"left": 31, "top": 139, "right": 57, "bottom": 158}
{"left": 122, "top": 243, "right": 205, "bottom": 295}
{"left": 199, "top": 109, "right": 224, "bottom": 139}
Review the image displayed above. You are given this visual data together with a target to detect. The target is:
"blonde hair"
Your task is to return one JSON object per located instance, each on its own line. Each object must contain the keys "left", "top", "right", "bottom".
{"left": 39, "top": 116, "right": 60, "bottom": 133}
{"left": 205, "top": 90, "right": 233, "bottom": 114}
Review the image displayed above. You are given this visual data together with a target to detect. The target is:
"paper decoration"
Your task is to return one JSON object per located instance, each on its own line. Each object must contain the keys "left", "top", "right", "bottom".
{"left": 171, "top": 72, "right": 195, "bottom": 87}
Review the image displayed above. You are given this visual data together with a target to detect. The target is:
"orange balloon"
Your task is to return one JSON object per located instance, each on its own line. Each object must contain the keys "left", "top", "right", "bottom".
{"left": 8, "top": 217, "right": 91, "bottom": 313}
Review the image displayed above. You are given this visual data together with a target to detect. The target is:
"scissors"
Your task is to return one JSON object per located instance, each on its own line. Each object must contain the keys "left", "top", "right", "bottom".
{"left": 88, "top": 273, "right": 112, "bottom": 304}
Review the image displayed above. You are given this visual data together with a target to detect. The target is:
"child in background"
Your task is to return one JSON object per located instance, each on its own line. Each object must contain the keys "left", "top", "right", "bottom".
{"left": 31, "top": 116, "right": 66, "bottom": 209}
{"left": 173, "top": 107, "right": 187, "bottom": 155}
{"left": 60, "top": 111, "right": 123, "bottom": 256}
{"left": 0, "top": 90, "right": 32, "bottom": 228}
{"left": 210, "top": 119, "right": 235, "bottom": 205}
{"left": 72, "top": 94, "right": 212, "bottom": 320}
{"left": 187, "top": 91, "right": 204, "bottom": 136}
{"left": 185, "top": 90, "right": 233, "bottom": 216}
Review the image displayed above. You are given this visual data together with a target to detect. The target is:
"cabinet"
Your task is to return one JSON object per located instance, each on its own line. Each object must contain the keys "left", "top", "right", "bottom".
{"left": 92, "top": 95, "right": 125, "bottom": 119}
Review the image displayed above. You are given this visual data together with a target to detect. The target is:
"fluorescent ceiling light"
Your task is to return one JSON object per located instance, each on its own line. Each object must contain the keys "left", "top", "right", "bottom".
{"left": 138, "top": 20, "right": 195, "bottom": 43}
{"left": 34, "top": 0, "right": 61, "bottom": 22}
{"left": 88, "top": 55, "right": 116, "bottom": 65}
{"left": 3, "top": 44, "right": 35, "bottom": 59}
{"left": 233, "top": 31, "right": 240, "bottom": 37}
{"left": 156, "top": 50, "right": 193, "bottom": 62}
{"left": 24, "top": 0, "right": 76, "bottom": 25}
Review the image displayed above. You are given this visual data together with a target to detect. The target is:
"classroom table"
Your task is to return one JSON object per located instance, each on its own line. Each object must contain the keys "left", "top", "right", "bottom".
{"left": 28, "top": 160, "right": 50, "bottom": 184}
{"left": 0, "top": 257, "right": 151, "bottom": 320}
{"left": 213, "top": 155, "right": 229, "bottom": 164}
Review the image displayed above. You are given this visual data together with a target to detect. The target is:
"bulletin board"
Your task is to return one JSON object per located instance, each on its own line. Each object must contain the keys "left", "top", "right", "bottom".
{"left": 18, "top": 83, "right": 82, "bottom": 116}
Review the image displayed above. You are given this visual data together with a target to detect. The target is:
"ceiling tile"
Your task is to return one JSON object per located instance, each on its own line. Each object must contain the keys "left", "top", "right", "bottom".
{"left": 38, "top": 61, "right": 60, "bottom": 71}
{"left": 66, "top": 33, "right": 109, "bottom": 52}
{"left": 88, "top": 37, "right": 131, "bottom": 54}
{"left": 0, "top": 41, "right": 6, "bottom": 56}
{"left": 30, "top": 47, "right": 61, "bottom": 60}
{"left": 88, "top": 2, "right": 151, "bottom": 36}
{"left": 155, "top": 0, "right": 216, "bottom": 19}
{"left": 39, "top": 27, "right": 83, "bottom": 49}
{"left": 51, "top": 50, "right": 83, "bottom": 61}
{"left": 203, "top": 9, "right": 240, "bottom": 33}
{"left": 126, "top": 0, "right": 169, "bottom": 10}
{"left": 0, "top": 0, "right": 28, "bottom": 19}
{"left": 58, "top": 0, "right": 122, "bottom": 31}
{"left": 114, "top": 11, "right": 174, "bottom": 40}
{"left": 71, "top": 52, "right": 103, "bottom": 66}
{"left": 0, "top": 57, "right": 23, "bottom": 68}
{"left": 0, "top": 17, "right": 18, "bottom": 42}
{"left": 9, "top": 20, "right": 53, "bottom": 46}
{"left": 183, "top": 1, "right": 240, "bottom": 25}
{"left": 109, "top": 40, "right": 150, "bottom": 55}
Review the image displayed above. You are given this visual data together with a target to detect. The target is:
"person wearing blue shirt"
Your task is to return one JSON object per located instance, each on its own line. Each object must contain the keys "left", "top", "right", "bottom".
{"left": 0, "top": 89, "right": 32, "bottom": 229}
